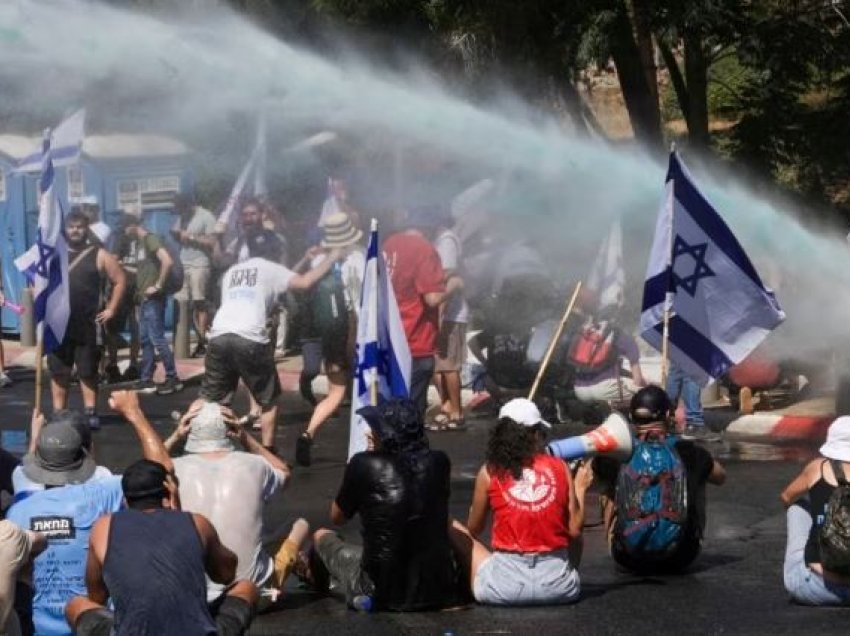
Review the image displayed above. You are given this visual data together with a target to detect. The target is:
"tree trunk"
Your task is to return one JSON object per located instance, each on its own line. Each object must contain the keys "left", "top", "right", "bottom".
{"left": 683, "top": 28, "right": 710, "bottom": 149}
{"left": 607, "top": 1, "right": 663, "bottom": 148}
{"left": 557, "top": 77, "right": 606, "bottom": 138}
{"left": 657, "top": 40, "right": 690, "bottom": 126}
{"left": 631, "top": 0, "right": 658, "bottom": 106}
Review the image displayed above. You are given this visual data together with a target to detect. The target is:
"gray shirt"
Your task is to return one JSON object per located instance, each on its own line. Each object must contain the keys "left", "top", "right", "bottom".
{"left": 178, "top": 206, "right": 217, "bottom": 268}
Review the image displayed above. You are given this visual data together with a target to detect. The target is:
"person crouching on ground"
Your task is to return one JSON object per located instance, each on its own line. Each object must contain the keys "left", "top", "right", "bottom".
{"left": 780, "top": 416, "right": 850, "bottom": 605}
{"left": 309, "top": 399, "right": 460, "bottom": 611}
{"left": 449, "top": 398, "right": 592, "bottom": 605}
{"left": 65, "top": 459, "right": 257, "bottom": 636}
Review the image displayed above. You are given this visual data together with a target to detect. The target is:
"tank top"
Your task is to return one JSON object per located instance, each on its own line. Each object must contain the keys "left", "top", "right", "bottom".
{"left": 67, "top": 246, "right": 101, "bottom": 342}
{"left": 804, "top": 460, "right": 850, "bottom": 565}
{"left": 103, "top": 509, "right": 217, "bottom": 636}
{"left": 488, "top": 454, "right": 570, "bottom": 553}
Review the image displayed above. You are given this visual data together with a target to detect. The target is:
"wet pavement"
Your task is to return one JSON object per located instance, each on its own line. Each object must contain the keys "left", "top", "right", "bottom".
{"left": 1, "top": 364, "right": 847, "bottom": 635}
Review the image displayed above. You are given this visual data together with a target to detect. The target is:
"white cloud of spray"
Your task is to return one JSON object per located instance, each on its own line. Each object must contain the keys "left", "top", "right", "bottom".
{"left": 1, "top": 0, "right": 848, "bottom": 359}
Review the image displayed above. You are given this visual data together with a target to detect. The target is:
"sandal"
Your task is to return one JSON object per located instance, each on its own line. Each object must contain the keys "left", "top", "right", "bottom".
{"left": 426, "top": 414, "right": 449, "bottom": 432}
{"left": 446, "top": 417, "right": 466, "bottom": 431}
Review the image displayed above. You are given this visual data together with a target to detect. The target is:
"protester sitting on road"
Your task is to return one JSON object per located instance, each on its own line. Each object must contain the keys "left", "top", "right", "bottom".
{"left": 594, "top": 385, "right": 725, "bottom": 574}
{"left": 164, "top": 400, "right": 308, "bottom": 607}
{"left": 780, "top": 416, "right": 850, "bottom": 605}
{"left": 12, "top": 409, "right": 112, "bottom": 497}
{"left": 296, "top": 212, "right": 365, "bottom": 467}
{"left": 5, "top": 391, "right": 174, "bottom": 636}
{"left": 309, "top": 399, "right": 460, "bottom": 611}
{"left": 200, "top": 229, "right": 343, "bottom": 452}
{"left": 449, "top": 398, "right": 591, "bottom": 605}
{"left": 65, "top": 458, "right": 257, "bottom": 636}
{"left": 0, "top": 520, "right": 45, "bottom": 635}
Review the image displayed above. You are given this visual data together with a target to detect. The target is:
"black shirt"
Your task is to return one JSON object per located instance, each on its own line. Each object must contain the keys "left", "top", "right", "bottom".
{"left": 335, "top": 450, "right": 458, "bottom": 611}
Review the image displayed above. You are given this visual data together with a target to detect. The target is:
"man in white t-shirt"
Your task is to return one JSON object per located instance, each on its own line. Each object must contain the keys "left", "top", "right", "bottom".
{"left": 200, "top": 229, "right": 342, "bottom": 450}
{"left": 164, "top": 402, "right": 307, "bottom": 605}
{"left": 431, "top": 221, "right": 468, "bottom": 430}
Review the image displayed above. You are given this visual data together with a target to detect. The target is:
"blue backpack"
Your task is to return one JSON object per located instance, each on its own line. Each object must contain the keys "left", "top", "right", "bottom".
{"left": 614, "top": 433, "right": 688, "bottom": 558}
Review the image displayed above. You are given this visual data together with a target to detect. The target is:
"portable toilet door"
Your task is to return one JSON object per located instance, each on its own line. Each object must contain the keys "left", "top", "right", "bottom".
{"left": 0, "top": 161, "right": 27, "bottom": 334}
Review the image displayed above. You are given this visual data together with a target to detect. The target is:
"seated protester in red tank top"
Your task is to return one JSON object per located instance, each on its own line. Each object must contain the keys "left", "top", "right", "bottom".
{"left": 449, "top": 398, "right": 593, "bottom": 606}
{"left": 781, "top": 416, "right": 850, "bottom": 606}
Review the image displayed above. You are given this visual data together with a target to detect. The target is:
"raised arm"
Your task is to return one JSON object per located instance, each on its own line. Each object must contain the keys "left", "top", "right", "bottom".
{"left": 108, "top": 390, "right": 173, "bottom": 473}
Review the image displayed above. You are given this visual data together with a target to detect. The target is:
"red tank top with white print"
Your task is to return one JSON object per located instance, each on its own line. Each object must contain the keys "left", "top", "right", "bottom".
{"left": 488, "top": 453, "right": 570, "bottom": 553}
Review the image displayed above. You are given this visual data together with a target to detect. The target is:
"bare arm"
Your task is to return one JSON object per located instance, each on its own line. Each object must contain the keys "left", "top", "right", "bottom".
{"left": 708, "top": 459, "right": 726, "bottom": 486}
{"left": 330, "top": 501, "right": 348, "bottom": 526}
{"left": 568, "top": 460, "right": 594, "bottom": 538}
{"left": 288, "top": 249, "right": 341, "bottom": 291}
{"left": 467, "top": 465, "right": 491, "bottom": 537}
{"left": 630, "top": 361, "right": 646, "bottom": 387}
{"left": 85, "top": 517, "right": 110, "bottom": 605}
{"left": 194, "top": 513, "right": 237, "bottom": 585}
{"left": 108, "top": 391, "right": 173, "bottom": 473}
{"left": 96, "top": 250, "right": 127, "bottom": 324}
{"left": 781, "top": 460, "right": 820, "bottom": 507}
{"left": 29, "top": 409, "right": 45, "bottom": 454}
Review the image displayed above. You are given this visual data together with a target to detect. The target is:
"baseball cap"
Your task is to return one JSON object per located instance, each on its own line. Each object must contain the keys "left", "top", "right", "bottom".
{"left": 184, "top": 402, "right": 235, "bottom": 454}
{"left": 498, "top": 398, "right": 552, "bottom": 429}
{"left": 22, "top": 415, "right": 96, "bottom": 487}
{"left": 121, "top": 459, "right": 169, "bottom": 501}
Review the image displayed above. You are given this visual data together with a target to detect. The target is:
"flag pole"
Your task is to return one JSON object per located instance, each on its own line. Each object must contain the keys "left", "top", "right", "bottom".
{"left": 34, "top": 324, "right": 44, "bottom": 414}
{"left": 369, "top": 218, "right": 379, "bottom": 407}
{"left": 660, "top": 142, "right": 677, "bottom": 387}
{"left": 528, "top": 281, "right": 582, "bottom": 402}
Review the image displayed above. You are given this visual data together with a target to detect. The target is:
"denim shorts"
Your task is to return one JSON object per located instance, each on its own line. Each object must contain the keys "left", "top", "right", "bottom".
{"left": 473, "top": 550, "right": 580, "bottom": 606}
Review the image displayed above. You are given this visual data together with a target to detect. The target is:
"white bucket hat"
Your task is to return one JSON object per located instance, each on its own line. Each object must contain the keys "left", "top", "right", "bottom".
{"left": 820, "top": 416, "right": 850, "bottom": 463}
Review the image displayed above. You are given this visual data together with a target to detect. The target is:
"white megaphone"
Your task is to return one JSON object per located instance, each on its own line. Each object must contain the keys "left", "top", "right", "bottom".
{"left": 546, "top": 412, "right": 634, "bottom": 462}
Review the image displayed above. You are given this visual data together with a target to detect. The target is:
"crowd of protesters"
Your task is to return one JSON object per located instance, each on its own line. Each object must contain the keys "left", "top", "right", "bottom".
{"left": 0, "top": 177, "right": 844, "bottom": 636}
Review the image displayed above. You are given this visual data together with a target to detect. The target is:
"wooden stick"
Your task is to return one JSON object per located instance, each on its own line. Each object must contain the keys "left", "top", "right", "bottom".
{"left": 528, "top": 281, "right": 583, "bottom": 402}
{"left": 34, "top": 330, "right": 44, "bottom": 415}
{"left": 661, "top": 300, "right": 671, "bottom": 387}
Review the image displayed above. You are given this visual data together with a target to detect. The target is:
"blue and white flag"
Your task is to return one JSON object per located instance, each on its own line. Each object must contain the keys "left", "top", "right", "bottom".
{"left": 587, "top": 220, "right": 624, "bottom": 312}
{"left": 16, "top": 109, "right": 85, "bottom": 172}
{"left": 215, "top": 115, "right": 267, "bottom": 238}
{"left": 348, "top": 219, "right": 412, "bottom": 458}
{"left": 640, "top": 152, "right": 785, "bottom": 384}
{"left": 14, "top": 131, "right": 70, "bottom": 353}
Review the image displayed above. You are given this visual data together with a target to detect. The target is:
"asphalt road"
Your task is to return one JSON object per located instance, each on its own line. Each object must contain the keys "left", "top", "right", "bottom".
{"left": 0, "top": 366, "right": 845, "bottom": 635}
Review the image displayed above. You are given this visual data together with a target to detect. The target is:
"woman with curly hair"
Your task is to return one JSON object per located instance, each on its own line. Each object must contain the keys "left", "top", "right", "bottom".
{"left": 449, "top": 398, "right": 593, "bottom": 606}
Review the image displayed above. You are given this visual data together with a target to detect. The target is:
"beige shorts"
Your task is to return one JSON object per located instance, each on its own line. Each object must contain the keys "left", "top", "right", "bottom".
{"left": 435, "top": 321, "right": 467, "bottom": 372}
{"left": 174, "top": 265, "right": 211, "bottom": 302}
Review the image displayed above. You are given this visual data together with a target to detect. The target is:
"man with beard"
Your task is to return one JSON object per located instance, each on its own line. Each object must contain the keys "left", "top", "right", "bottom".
{"left": 48, "top": 211, "right": 126, "bottom": 430}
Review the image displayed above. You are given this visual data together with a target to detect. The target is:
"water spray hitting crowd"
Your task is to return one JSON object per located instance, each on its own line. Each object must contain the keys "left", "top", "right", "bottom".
{"left": 1, "top": 0, "right": 850, "bottom": 633}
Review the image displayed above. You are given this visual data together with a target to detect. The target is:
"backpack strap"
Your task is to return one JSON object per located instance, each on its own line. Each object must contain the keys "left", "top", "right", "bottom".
{"left": 831, "top": 459, "right": 849, "bottom": 487}
{"left": 68, "top": 246, "right": 97, "bottom": 274}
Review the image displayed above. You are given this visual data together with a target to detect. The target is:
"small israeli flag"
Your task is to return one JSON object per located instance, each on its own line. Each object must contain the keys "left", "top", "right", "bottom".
{"left": 640, "top": 152, "right": 785, "bottom": 384}
{"left": 14, "top": 131, "right": 70, "bottom": 353}
{"left": 16, "top": 109, "right": 85, "bottom": 173}
{"left": 348, "top": 219, "right": 411, "bottom": 458}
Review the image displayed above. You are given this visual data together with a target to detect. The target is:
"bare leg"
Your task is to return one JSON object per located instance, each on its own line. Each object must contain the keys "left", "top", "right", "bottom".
{"left": 304, "top": 369, "right": 347, "bottom": 439}
{"left": 442, "top": 370, "right": 463, "bottom": 419}
{"left": 448, "top": 519, "right": 492, "bottom": 594}
{"left": 260, "top": 402, "right": 278, "bottom": 448}
{"left": 195, "top": 305, "right": 209, "bottom": 344}
{"left": 51, "top": 374, "right": 70, "bottom": 411}
{"left": 80, "top": 378, "right": 98, "bottom": 411}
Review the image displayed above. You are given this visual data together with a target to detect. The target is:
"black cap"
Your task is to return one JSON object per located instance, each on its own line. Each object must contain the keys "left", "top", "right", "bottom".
{"left": 121, "top": 459, "right": 169, "bottom": 502}
{"left": 630, "top": 385, "right": 671, "bottom": 425}
{"left": 246, "top": 229, "right": 283, "bottom": 262}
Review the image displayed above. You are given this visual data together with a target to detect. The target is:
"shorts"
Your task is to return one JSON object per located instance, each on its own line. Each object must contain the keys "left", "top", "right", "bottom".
{"left": 435, "top": 321, "right": 467, "bottom": 372}
{"left": 48, "top": 337, "right": 101, "bottom": 380}
{"left": 74, "top": 596, "right": 253, "bottom": 636}
{"left": 201, "top": 333, "right": 281, "bottom": 408}
{"left": 174, "top": 265, "right": 211, "bottom": 302}
{"left": 314, "top": 532, "right": 373, "bottom": 603}
{"left": 473, "top": 550, "right": 580, "bottom": 606}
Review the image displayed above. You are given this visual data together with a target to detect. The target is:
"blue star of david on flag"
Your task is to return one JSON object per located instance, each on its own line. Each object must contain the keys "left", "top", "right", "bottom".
{"left": 640, "top": 151, "right": 784, "bottom": 384}
{"left": 670, "top": 235, "right": 715, "bottom": 297}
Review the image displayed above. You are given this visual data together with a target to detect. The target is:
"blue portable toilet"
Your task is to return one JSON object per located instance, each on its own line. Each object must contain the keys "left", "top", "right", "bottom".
{"left": 0, "top": 132, "right": 193, "bottom": 335}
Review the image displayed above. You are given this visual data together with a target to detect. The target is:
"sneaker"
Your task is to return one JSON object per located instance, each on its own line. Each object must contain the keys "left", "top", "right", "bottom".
{"left": 0, "top": 372, "right": 12, "bottom": 388}
{"left": 295, "top": 433, "right": 313, "bottom": 467}
{"left": 102, "top": 364, "right": 123, "bottom": 385}
{"left": 130, "top": 379, "right": 157, "bottom": 393}
{"left": 191, "top": 342, "right": 207, "bottom": 358}
{"left": 156, "top": 377, "right": 184, "bottom": 396}
{"left": 682, "top": 425, "right": 721, "bottom": 442}
{"left": 122, "top": 364, "right": 140, "bottom": 382}
{"left": 85, "top": 408, "right": 101, "bottom": 431}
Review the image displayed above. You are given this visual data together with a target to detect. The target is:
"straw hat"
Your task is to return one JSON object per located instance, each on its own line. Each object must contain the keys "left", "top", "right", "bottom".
{"left": 321, "top": 212, "right": 362, "bottom": 248}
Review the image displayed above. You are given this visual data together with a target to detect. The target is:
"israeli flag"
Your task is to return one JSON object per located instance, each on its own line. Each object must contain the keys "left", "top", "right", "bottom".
{"left": 216, "top": 115, "right": 267, "bottom": 238}
{"left": 348, "top": 219, "right": 412, "bottom": 458}
{"left": 16, "top": 109, "right": 85, "bottom": 173}
{"left": 14, "top": 131, "right": 70, "bottom": 353}
{"left": 640, "top": 152, "right": 785, "bottom": 384}
{"left": 587, "top": 220, "right": 625, "bottom": 311}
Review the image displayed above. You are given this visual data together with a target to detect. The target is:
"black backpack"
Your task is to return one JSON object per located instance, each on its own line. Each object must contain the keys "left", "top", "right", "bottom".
{"left": 819, "top": 460, "right": 850, "bottom": 574}
{"left": 157, "top": 232, "right": 185, "bottom": 296}
{"left": 309, "top": 264, "right": 349, "bottom": 336}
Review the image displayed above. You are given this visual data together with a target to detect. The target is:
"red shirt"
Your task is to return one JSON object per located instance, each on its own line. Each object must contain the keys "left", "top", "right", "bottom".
{"left": 383, "top": 232, "right": 445, "bottom": 357}
{"left": 488, "top": 454, "right": 570, "bottom": 553}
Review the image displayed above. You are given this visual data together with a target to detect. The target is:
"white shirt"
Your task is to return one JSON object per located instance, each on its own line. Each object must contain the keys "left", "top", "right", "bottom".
{"left": 173, "top": 452, "right": 287, "bottom": 599}
{"left": 435, "top": 229, "right": 469, "bottom": 323}
{"left": 208, "top": 257, "right": 295, "bottom": 344}
{"left": 310, "top": 248, "right": 366, "bottom": 315}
